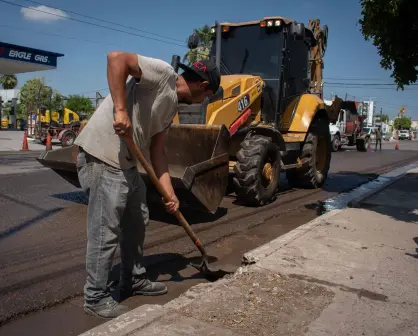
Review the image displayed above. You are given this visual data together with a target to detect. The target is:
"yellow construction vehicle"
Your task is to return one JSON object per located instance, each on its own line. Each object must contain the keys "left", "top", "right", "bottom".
{"left": 39, "top": 107, "right": 81, "bottom": 127}
{"left": 37, "top": 16, "right": 339, "bottom": 213}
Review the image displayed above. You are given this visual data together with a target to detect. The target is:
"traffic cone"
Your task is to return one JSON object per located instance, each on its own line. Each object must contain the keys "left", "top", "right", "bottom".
{"left": 395, "top": 139, "right": 399, "bottom": 150}
{"left": 367, "top": 139, "right": 371, "bottom": 151}
{"left": 45, "top": 132, "right": 52, "bottom": 151}
{"left": 21, "top": 130, "right": 29, "bottom": 151}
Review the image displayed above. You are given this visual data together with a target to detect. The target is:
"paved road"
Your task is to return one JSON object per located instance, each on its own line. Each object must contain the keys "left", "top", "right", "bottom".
{"left": 0, "top": 141, "right": 417, "bottom": 336}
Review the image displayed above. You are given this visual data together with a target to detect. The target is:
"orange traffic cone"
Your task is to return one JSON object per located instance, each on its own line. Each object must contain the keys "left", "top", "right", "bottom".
{"left": 395, "top": 139, "right": 399, "bottom": 150}
{"left": 367, "top": 140, "right": 371, "bottom": 151}
{"left": 21, "top": 130, "right": 29, "bottom": 151}
{"left": 45, "top": 132, "right": 52, "bottom": 151}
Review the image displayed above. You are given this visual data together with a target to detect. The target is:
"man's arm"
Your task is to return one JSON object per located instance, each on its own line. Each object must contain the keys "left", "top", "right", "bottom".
{"left": 107, "top": 51, "right": 142, "bottom": 135}
{"left": 150, "top": 129, "right": 179, "bottom": 213}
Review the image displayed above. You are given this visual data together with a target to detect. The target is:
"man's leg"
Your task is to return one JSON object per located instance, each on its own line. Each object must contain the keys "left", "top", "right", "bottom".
{"left": 119, "top": 168, "right": 167, "bottom": 298}
{"left": 78, "top": 150, "right": 130, "bottom": 318}
{"left": 379, "top": 139, "right": 382, "bottom": 150}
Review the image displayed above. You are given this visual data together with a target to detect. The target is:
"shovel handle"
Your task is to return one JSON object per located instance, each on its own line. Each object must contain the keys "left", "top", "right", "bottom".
{"left": 122, "top": 135, "right": 207, "bottom": 256}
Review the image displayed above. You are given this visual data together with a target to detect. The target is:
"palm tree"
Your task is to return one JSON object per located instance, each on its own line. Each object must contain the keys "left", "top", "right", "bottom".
{"left": 0, "top": 75, "right": 18, "bottom": 90}
{"left": 183, "top": 25, "right": 213, "bottom": 65}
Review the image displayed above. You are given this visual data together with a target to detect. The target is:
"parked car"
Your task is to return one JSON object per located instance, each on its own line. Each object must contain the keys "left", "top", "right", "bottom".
{"left": 398, "top": 130, "right": 412, "bottom": 140}
{"left": 383, "top": 132, "right": 391, "bottom": 141}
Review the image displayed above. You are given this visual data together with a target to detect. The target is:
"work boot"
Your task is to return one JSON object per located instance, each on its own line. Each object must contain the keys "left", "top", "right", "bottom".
{"left": 84, "top": 297, "right": 129, "bottom": 319}
{"left": 121, "top": 279, "right": 167, "bottom": 299}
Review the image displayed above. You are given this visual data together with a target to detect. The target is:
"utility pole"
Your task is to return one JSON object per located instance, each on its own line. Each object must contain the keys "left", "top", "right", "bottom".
{"left": 0, "top": 96, "right": 2, "bottom": 131}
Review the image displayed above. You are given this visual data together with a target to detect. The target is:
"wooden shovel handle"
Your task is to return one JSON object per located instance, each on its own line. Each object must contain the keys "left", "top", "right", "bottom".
{"left": 122, "top": 135, "right": 206, "bottom": 254}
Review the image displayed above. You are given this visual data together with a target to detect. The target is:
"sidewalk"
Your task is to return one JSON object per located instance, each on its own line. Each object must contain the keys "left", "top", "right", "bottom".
{"left": 81, "top": 168, "right": 418, "bottom": 336}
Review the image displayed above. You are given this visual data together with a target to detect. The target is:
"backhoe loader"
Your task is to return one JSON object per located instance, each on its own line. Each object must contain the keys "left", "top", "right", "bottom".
{"left": 37, "top": 16, "right": 339, "bottom": 213}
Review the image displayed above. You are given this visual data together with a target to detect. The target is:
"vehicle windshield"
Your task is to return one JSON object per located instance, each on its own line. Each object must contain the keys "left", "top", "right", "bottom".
{"left": 363, "top": 127, "right": 371, "bottom": 133}
{"left": 210, "top": 24, "right": 283, "bottom": 122}
{"left": 210, "top": 24, "right": 282, "bottom": 79}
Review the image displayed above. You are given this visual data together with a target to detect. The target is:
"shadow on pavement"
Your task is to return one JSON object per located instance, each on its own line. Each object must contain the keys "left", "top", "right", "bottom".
{"left": 354, "top": 172, "right": 418, "bottom": 224}
{"left": 50, "top": 191, "right": 88, "bottom": 205}
{"left": 323, "top": 171, "right": 377, "bottom": 194}
{"left": 108, "top": 253, "right": 220, "bottom": 301}
{"left": 405, "top": 237, "right": 418, "bottom": 259}
{"left": 0, "top": 207, "right": 64, "bottom": 241}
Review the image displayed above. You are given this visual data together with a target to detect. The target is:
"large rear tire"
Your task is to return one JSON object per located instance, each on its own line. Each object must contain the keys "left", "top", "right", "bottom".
{"left": 233, "top": 134, "right": 281, "bottom": 206}
{"left": 356, "top": 137, "right": 368, "bottom": 152}
{"left": 61, "top": 130, "right": 76, "bottom": 147}
{"left": 286, "top": 117, "right": 331, "bottom": 188}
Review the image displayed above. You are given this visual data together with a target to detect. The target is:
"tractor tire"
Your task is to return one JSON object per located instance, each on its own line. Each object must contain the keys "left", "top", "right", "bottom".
{"left": 61, "top": 130, "right": 77, "bottom": 147}
{"left": 233, "top": 134, "right": 281, "bottom": 206}
{"left": 331, "top": 134, "right": 340, "bottom": 152}
{"left": 286, "top": 117, "right": 331, "bottom": 188}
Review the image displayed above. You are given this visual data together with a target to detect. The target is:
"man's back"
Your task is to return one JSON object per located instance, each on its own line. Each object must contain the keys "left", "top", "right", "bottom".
{"left": 75, "top": 55, "right": 178, "bottom": 169}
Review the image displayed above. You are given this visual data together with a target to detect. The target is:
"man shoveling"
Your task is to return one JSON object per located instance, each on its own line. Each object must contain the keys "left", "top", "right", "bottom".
{"left": 74, "top": 51, "right": 220, "bottom": 319}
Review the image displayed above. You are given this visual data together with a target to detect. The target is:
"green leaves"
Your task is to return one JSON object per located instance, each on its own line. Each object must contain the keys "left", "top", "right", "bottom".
{"left": 65, "top": 95, "right": 94, "bottom": 115}
{"left": 359, "top": 0, "right": 418, "bottom": 89}
{"left": 394, "top": 116, "right": 411, "bottom": 130}
{"left": 0, "top": 75, "right": 18, "bottom": 90}
{"left": 183, "top": 25, "right": 213, "bottom": 65}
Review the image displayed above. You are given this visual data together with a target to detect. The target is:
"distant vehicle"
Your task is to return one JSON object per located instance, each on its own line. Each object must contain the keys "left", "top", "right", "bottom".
{"left": 398, "top": 130, "right": 411, "bottom": 140}
{"left": 382, "top": 132, "right": 391, "bottom": 141}
{"left": 328, "top": 106, "right": 370, "bottom": 152}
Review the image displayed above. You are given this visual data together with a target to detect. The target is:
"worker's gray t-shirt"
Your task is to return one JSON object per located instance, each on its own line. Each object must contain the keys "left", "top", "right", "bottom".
{"left": 74, "top": 54, "right": 178, "bottom": 169}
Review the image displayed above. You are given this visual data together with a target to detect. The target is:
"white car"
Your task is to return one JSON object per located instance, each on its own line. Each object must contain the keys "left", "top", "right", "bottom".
{"left": 398, "top": 130, "right": 411, "bottom": 140}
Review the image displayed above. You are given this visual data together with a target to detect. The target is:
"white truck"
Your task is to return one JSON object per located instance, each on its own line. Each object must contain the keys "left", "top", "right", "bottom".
{"left": 327, "top": 104, "right": 370, "bottom": 152}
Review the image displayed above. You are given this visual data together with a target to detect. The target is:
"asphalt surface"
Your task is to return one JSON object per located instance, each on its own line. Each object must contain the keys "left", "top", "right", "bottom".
{"left": 0, "top": 141, "right": 417, "bottom": 336}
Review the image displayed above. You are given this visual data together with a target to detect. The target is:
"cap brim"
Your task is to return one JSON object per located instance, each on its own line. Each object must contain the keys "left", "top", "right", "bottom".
{"left": 178, "top": 62, "right": 218, "bottom": 94}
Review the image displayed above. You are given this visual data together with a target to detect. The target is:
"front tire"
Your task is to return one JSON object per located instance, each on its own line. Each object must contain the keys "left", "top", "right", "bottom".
{"left": 286, "top": 117, "right": 331, "bottom": 188}
{"left": 331, "top": 134, "right": 340, "bottom": 152}
{"left": 233, "top": 134, "right": 281, "bottom": 206}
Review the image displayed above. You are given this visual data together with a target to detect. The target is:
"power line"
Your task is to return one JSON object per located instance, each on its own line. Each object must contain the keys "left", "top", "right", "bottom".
{"left": 325, "top": 82, "right": 418, "bottom": 86}
{"left": 0, "top": 0, "right": 186, "bottom": 47}
{"left": 0, "top": 24, "right": 122, "bottom": 48}
{"left": 22, "top": 0, "right": 185, "bottom": 43}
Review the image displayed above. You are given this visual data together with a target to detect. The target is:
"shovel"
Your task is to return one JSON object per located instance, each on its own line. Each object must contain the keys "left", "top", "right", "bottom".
{"left": 122, "top": 134, "right": 229, "bottom": 280}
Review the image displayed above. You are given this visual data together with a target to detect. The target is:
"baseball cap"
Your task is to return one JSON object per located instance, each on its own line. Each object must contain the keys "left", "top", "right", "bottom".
{"left": 178, "top": 59, "right": 221, "bottom": 94}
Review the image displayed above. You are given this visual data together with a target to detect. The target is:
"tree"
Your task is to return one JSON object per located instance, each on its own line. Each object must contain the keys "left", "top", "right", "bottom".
{"left": 394, "top": 116, "right": 411, "bottom": 130}
{"left": 19, "top": 77, "right": 63, "bottom": 117}
{"left": 378, "top": 114, "right": 389, "bottom": 123}
{"left": 65, "top": 95, "right": 95, "bottom": 115}
{"left": 0, "top": 75, "right": 18, "bottom": 89}
{"left": 183, "top": 25, "right": 213, "bottom": 65}
{"left": 359, "top": 0, "right": 418, "bottom": 89}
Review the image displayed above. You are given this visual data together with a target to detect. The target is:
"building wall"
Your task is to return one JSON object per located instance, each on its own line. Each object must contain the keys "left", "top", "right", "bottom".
{"left": 0, "top": 89, "right": 20, "bottom": 102}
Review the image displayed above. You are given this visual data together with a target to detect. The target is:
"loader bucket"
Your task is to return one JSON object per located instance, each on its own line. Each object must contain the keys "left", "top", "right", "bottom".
{"left": 37, "top": 124, "right": 230, "bottom": 213}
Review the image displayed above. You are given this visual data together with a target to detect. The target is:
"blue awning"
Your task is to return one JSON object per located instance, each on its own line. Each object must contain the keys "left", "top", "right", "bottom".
{"left": 0, "top": 42, "right": 64, "bottom": 75}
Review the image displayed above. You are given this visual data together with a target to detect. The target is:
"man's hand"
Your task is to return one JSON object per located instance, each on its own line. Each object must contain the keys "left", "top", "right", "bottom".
{"left": 113, "top": 110, "right": 132, "bottom": 136}
{"left": 163, "top": 193, "right": 179, "bottom": 214}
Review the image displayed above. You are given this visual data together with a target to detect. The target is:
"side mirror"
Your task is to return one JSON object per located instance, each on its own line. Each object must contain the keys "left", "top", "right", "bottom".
{"left": 290, "top": 22, "right": 305, "bottom": 40}
{"left": 187, "top": 33, "right": 200, "bottom": 49}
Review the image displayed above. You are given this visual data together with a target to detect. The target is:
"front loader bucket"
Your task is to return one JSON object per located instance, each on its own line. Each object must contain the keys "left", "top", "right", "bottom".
{"left": 37, "top": 124, "right": 230, "bottom": 213}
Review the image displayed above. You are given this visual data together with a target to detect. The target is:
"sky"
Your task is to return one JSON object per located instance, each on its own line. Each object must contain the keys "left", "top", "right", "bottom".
{"left": 1, "top": 0, "right": 418, "bottom": 119}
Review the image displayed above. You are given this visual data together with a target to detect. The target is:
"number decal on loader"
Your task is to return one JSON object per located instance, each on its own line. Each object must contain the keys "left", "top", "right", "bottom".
{"left": 238, "top": 94, "right": 250, "bottom": 113}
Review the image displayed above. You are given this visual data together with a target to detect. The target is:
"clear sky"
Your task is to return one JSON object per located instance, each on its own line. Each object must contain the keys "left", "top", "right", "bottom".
{"left": 1, "top": 0, "right": 417, "bottom": 119}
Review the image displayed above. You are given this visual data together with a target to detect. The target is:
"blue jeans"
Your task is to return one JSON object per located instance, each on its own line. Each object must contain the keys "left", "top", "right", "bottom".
{"left": 77, "top": 149, "right": 149, "bottom": 305}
